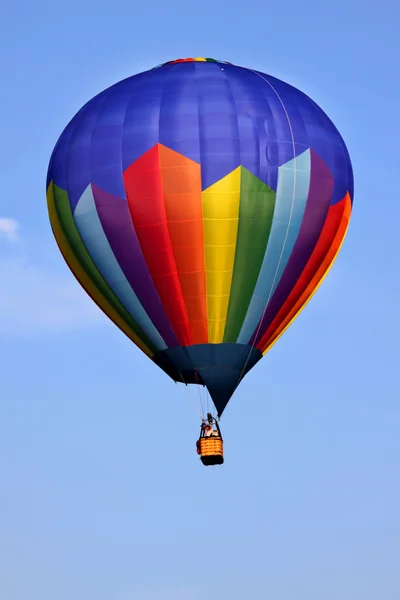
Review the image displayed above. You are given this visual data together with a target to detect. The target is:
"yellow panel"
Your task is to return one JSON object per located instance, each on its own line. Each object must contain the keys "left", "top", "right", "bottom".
{"left": 203, "top": 188, "right": 241, "bottom": 219}
{"left": 46, "top": 183, "right": 153, "bottom": 357}
{"left": 202, "top": 167, "right": 241, "bottom": 342}
{"left": 204, "top": 219, "right": 238, "bottom": 246}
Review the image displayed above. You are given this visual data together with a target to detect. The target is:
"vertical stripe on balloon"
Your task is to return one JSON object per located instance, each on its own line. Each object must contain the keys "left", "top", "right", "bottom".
{"left": 51, "top": 182, "right": 157, "bottom": 353}
{"left": 46, "top": 182, "right": 154, "bottom": 357}
{"left": 260, "top": 192, "right": 351, "bottom": 354}
{"left": 250, "top": 149, "right": 334, "bottom": 346}
{"left": 223, "top": 168, "right": 276, "bottom": 342}
{"left": 73, "top": 185, "right": 167, "bottom": 351}
{"left": 158, "top": 145, "right": 208, "bottom": 345}
{"left": 202, "top": 167, "right": 241, "bottom": 343}
{"left": 124, "top": 145, "right": 192, "bottom": 346}
{"left": 91, "top": 184, "right": 179, "bottom": 348}
{"left": 237, "top": 149, "right": 311, "bottom": 344}
{"left": 257, "top": 194, "right": 346, "bottom": 351}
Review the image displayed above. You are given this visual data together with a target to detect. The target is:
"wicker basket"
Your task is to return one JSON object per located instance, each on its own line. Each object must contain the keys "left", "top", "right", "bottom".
{"left": 199, "top": 436, "right": 224, "bottom": 466}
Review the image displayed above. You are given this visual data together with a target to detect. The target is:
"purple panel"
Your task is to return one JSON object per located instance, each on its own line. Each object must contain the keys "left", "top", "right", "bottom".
{"left": 49, "top": 62, "right": 353, "bottom": 205}
{"left": 250, "top": 150, "right": 334, "bottom": 345}
{"left": 92, "top": 184, "right": 179, "bottom": 348}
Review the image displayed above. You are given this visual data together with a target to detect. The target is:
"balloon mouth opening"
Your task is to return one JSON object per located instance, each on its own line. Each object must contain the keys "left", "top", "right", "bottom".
{"left": 152, "top": 343, "right": 263, "bottom": 417}
{"left": 153, "top": 57, "right": 233, "bottom": 69}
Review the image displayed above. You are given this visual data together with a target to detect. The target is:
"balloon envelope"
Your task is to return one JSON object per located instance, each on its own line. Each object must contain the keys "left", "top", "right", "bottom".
{"left": 47, "top": 57, "right": 353, "bottom": 416}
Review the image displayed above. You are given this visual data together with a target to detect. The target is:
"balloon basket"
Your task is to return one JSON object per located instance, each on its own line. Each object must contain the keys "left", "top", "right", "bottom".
{"left": 199, "top": 437, "right": 224, "bottom": 466}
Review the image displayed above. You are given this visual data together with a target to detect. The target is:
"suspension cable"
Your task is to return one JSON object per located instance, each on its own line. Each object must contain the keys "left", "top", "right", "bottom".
{"left": 175, "top": 372, "right": 204, "bottom": 420}
{"left": 229, "top": 68, "right": 297, "bottom": 401}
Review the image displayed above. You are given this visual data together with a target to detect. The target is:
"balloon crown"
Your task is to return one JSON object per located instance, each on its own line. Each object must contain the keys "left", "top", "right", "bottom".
{"left": 153, "top": 57, "right": 232, "bottom": 68}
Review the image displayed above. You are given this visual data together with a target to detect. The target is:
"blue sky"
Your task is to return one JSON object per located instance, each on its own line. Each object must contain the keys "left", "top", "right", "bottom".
{"left": 1, "top": 1, "right": 399, "bottom": 599}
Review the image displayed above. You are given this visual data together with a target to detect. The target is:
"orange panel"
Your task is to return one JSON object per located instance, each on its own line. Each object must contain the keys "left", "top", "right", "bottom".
{"left": 159, "top": 145, "right": 208, "bottom": 344}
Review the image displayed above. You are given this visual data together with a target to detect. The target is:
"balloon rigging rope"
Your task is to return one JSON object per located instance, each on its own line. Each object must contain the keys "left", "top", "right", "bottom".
{"left": 205, "top": 386, "right": 210, "bottom": 417}
{"left": 228, "top": 69, "right": 298, "bottom": 404}
{"left": 176, "top": 372, "right": 204, "bottom": 420}
{"left": 196, "top": 381, "right": 205, "bottom": 418}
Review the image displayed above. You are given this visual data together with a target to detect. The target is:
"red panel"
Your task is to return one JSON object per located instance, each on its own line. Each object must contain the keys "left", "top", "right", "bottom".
{"left": 124, "top": 145, "right": 192, "bottom": 346}
{"left": 257, "top": 193, "right": 351, "bottom": 352}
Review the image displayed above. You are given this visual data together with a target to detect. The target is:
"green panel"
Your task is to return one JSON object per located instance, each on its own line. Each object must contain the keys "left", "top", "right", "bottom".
{"left": 223, "top": 168, "right": 276, "bottom": 343}
{"left": 52, "top": 184, "right": 158, "bottom": 354}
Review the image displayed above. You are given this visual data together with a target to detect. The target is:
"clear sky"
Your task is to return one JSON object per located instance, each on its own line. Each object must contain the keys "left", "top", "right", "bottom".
{"left": 1, "top": 1, "right": 399, "bottom": 599}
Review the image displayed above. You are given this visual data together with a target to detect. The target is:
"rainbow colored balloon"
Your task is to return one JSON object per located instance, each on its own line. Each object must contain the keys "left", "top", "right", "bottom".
{"left": 47, "top": 57, "right": 353, "bottom": 416}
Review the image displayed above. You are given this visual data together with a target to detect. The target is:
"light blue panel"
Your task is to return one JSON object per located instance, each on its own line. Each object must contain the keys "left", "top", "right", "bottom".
{"left": 269, "top": 153, "right": 311, "bottom": 296}
{"left": 238, "top": 150, "right": 311, "bottom": 343}
{"left": 74, "top": 185, "right": 167, "bottom": 350}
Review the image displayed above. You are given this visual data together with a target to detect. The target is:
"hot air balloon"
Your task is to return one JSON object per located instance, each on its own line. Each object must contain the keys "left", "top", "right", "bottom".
{"left": 47, "top": 57, "right": 353, "bottom": 466}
